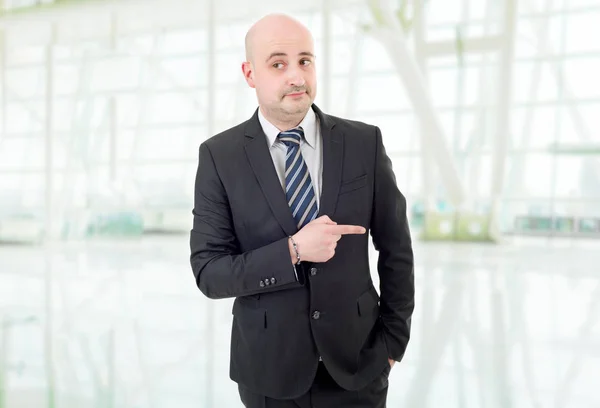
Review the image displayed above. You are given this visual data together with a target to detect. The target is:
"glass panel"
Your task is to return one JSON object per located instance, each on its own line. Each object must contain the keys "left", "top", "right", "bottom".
{"left": 6, "top": 102, "right": 45, "bottom": 133}
{"left": 5, "top": 67, "right": 45, "bottom": 98}
{"left": 153, "top": 56, "right": 208, "bottom": 89}
{"left": 5, "top": 45, "right": 45, "bottom": 66}
{"left": 145, "top": 92, "right": 202, "bottom": 125}
{"left": 90, "top": 56, "right": 141, "bottom": 92}
{"left": 565, "top": 103, "right": 600, "bottom": 142}
{"left": 161, "top": 29, "right": 208, "bottom": 54}
{"left": 360, "top": 37, "right": 395, "bottom": 74}
{"left": 354, "top": 74, "right": 409, "bottom": 112}
{"left": 553, "top": 156, "right": 586, "bottom": 198}
{"left": 429, "top": 67, "right": 458, "bottom": 108}
{"left": 54, "top": 63, "right": 80, "bottom": 95}
{"left": 513, "top": 61, "right": 559, "bottom": 103}
{"left": 565, "top": 0, "right": 600, "bottom": 9}
{"left": 0, "top": 138, "right": 43, "bottom": 170}
{"left": 566, "top": 11, "right": 600, "bottom": 53}
{"left": 327, "top": 77, "right": 352, "bottom": 117}
{"left": 427, "top": 0, "right": 466, "bottom": 25}
{"left": 511, "top": 105, "right": 559, "bottom": 149}
{"left": 507, "top": 153, "right": 554, "bottom": 198}
{"left": 563, "top": 57, "right": 600, "bottom": 98}
{"left": 515, "top": 16, "right": 563, "bottom": 59}
{"left": 215, "top": 22, "right": 250, "bottom": 50}
{"left": 135, "top": 127, "right": 197, "bottom": 160}
{"left": 354, "top": 113, "right": 416, "bottom": 153}
{"left": 215, "top": 51, "right": 244, "bottom": 86}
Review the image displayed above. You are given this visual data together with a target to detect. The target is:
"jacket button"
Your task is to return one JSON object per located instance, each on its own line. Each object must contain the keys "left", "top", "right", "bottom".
{"left": 271, "top": 277, "right": 276, "bottom": 284}
{"left": 310, "top": 267, "right": 317, "bottom": 276}
{"left": 259, "top": 281, "right": 265, "bottom": 288}
{"left": 264, "top": 278, "right": 270, "bottom": 286}
{"left": 312, "top": 311, "right": 321, "bottom": 320}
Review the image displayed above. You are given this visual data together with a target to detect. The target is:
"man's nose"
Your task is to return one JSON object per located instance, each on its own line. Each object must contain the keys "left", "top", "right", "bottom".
{"left": 287, "top": 66, "right": 306, "bottom": 87}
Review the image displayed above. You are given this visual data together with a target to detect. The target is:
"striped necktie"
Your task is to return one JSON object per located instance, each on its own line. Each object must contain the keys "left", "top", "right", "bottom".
{"left": 277, "top": 126, "right": 318, "bottom": 229}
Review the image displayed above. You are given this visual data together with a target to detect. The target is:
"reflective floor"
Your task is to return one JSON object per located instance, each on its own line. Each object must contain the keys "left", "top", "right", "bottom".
{"left": 0, "top": 234, "right": 599, "bottom": 407}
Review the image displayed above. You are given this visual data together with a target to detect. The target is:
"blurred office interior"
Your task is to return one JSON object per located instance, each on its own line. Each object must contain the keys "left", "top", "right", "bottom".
{"left": 0, "top": 0, "right": 599, "bottom": 406}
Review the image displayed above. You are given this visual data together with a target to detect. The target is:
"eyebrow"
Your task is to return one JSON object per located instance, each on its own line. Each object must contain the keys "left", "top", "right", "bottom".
{"left": 266, "top": 51, "right": 315, "bottom": 62}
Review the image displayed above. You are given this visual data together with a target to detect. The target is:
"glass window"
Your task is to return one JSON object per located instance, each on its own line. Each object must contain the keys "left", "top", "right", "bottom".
{"left": 566, "top": 11, "right": 600, "bottom": 53}
{"left": 6, "top": 102, "right": 44, "bottom": 133}
{"left": 0, "top": 138, "right": 43, "bottom": 170}
{"left": 161, "top": 29, "right": 207, "bottom": 55}
{"left": 564, "top": 103, "right": 600, "bottom": 143}
{"left": 553, "top": 156, "right": 584, "bottom": 198}
{"left": 354, "top": 74, "right": 409, "bottom": 112}
{"left": 563, "top": 57, "right": 600, "bottom": 98}
{"left": 428, "top": 67, "right": 458, "bottom": 108}
{"left": 90, "top": 56, "right": 141, "bottom": 92}
{"left": 152, "top": 56, "right": 208, "bottom": 89}
{"left": 54, "top": 63, "right": 80, "bottom": 95}
{"left": 145, "top": 92, "right": 202, "bottom": 125}
{"left": 462, "top": 152, "right": 492, "bottom": 197}
{"left": 215, "top": 51, "right": 244, "bottom": 86}
{"left": 516, "top": 16, "right": 563, "bottom": 59}
{"left": 426, "top": 0, "right": 466, "bottom": 25}
{"left": 5, "top": 67, "right": 45, "bottom": 98}
{"left": 511, "top": 105, "right": 560, "bottom": 149}
{"left": 508, "top": 153, "right": 554, "bottom": 198}
{"left": 355, "top": 113, "right": 416, "bottom": 154}
{"left": 327, "top": 76, "right": 353, "bottom": 117}
{"left": 359, "top": 37, "right": 395, "bottom": 74}
{"left": 5, "top": 45, "right": 45, "bottom": 66}
{"left": 135, "top": 127, "right": 194, "bottom": 160}
{"left": 513, "top": 61, "right": 559, "bottom": 102}
{"left": 391, "top": 156, "right": 422, "bottom": 197}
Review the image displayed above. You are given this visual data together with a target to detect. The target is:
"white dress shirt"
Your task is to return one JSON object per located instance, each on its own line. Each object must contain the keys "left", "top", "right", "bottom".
{"left": 258, "top": 106, "right": 323, "bottom": 205}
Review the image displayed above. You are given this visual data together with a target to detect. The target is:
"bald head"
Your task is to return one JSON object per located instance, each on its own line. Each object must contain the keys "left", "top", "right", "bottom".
{"left": 245, "top": 13, "right": 314, "bottom": 63}
{"left": 241, "top": 13, "right": 317, "bottom": 130}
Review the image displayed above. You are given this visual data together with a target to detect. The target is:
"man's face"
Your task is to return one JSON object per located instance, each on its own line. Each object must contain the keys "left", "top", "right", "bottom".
{"left": 243, "top": 25, "right": 317, "bottom": 125}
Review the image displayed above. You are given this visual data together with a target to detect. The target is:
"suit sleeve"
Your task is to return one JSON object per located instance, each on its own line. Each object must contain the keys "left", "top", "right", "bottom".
{"left": 189, "top": 142, "right": 305, "bottom": 299}
{"left": 370, "top": 126, "right": 415, "bottom": 362}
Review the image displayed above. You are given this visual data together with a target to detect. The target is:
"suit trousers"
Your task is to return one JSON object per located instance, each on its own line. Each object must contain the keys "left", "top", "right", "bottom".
{"left": 238, "top": 361, "right": 391, "bottom": 408}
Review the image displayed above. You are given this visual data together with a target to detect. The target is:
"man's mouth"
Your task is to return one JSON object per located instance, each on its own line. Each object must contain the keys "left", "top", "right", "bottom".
{"left": 286, "top": 91, "right": 306, "bottom": 97}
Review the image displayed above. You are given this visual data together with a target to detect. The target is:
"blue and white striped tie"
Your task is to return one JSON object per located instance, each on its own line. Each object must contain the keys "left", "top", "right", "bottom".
{"left": 277, "top": 127, "right": 318, "bottom": 229}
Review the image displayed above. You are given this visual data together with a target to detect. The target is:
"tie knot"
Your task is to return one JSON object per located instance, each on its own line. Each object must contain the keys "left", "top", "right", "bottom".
{"left": 277, "top": 127, "right": 304, "bottom": 147}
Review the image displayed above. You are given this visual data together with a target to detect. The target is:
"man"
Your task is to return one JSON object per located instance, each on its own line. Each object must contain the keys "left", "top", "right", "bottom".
{"left": 189, "top": 13, "right": 414, "bottom": 408}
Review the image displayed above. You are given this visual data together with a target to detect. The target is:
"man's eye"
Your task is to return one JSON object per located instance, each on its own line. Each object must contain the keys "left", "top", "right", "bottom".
{"left": 301, "top": 59, "right": 312, "bottom": 66}
{"left": 273, "top": 62, "right": 284, "bottom": 69}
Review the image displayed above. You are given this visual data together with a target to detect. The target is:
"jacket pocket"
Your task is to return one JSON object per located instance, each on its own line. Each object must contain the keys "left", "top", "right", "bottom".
{"left": 356, "top": 284, "right": 380, "bottom": 319}
{"left": 233, "top": 300, "right": 267, "bottom": 329}
{"left": 339, "top": 174, "right": 367, "bottom": 195}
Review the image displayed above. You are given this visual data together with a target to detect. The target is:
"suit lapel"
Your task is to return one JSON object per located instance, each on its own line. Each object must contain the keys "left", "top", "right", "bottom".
{"left": 244, "top": 109, "right": 298, "bottom": 237}
{"left": 313, "top": 105, "right": 343, "bottom": 218}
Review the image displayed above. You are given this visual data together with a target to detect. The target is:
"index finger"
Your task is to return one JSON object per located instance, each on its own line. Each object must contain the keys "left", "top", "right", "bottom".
{"left": 330, "top": 224, "right": 366, "bottom": 235}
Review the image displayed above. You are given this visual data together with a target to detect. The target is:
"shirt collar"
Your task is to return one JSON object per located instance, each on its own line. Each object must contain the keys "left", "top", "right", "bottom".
{"left": 258, "top": 106, "right": 317, "bottom": 149}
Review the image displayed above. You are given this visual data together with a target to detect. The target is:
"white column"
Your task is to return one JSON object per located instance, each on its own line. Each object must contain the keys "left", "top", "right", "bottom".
{"left": 413, "top": 0, "right": 435, "bottom": 212}
{"left": 109, "top": 13, "right": 118, "bottom": 183}
{"left": 205, "top": 1, "right": 216, "bottom": 407}
{"left": 44, "top": 24, "right": 57, "bottom": 241}
{"left": 0, "top": 29, "right": 5, "bottom": 141}
{"left": 0, "top": 317, "right": 7, "bottom": 408}
{"left": 345, "top": 9, "right": 363, "bottom": 117}
{"left": 489, "top": 0, "right": 517, "bottom": 225}
{"left": 43, "top": 22, "right": 57, "bottom": 408}
{"left": 320, "top": 0, "right": 332, "bottom": 112}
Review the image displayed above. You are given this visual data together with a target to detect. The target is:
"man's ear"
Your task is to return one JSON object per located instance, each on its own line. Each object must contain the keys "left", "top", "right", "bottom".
{"left": 242, "top": 62, "right": 255, "bottom": 88}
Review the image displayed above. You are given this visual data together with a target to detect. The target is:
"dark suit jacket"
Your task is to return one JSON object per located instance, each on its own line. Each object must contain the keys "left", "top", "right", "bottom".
{"left": 189, "top": 104, "right": 414, "bottom": 400}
